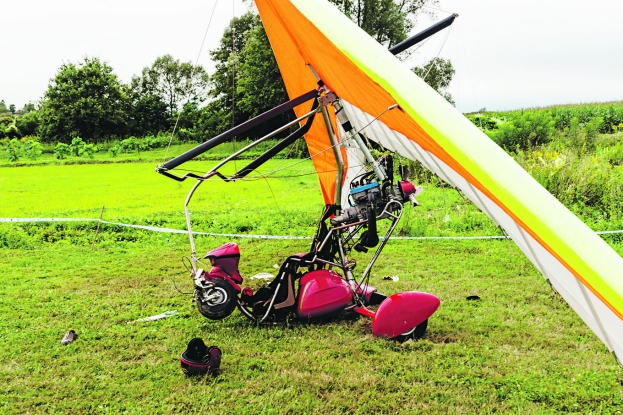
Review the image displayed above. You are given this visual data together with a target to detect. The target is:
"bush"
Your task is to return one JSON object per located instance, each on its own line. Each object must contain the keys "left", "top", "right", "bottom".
{"left": 551, "top": 103, "right": 623, "bottom": 133}
{"left": 583, "top": 117, "right": 603, "bottom": 153}
{"left": 54, "top": 142, "right": 71, "bottom": 159}
{"left": 564, "top": 117, "right": 582, "bottom": 149}
{"left": 4, "top": 138, "right": 21, "bottom": 161}
{"left": 15, "top": 111, "right": 39, "bottom": 136}
{"left": 467, "top": 103, "right": 623, "bottom": 149}
{"left": 143, "top": 133, "right": 173, "bottom": 150}
{"left": 118, "top": 134, "right": 175, "bottom": 154}
{"left": 22, "top": 139, "right": 43, "bottom": 160}
{"left": 486, "top": 110, "right": 555, "bottom": 151}
{"left": 119, "top": 137, "right": 141, "bottom": 154}
{"left": 2, "top": 137, "right": 43, "bottom": 162}
{"left": 598, "top": 142, "right": 623, "bottom": 166}
{"left": 68, "top": 137, "right": 98, "bottom": 158}
{"left": 465, "top": 113, "right": 505, "bottom": 131}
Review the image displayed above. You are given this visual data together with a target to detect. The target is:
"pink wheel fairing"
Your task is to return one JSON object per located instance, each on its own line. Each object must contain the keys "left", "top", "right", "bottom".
{"left": 204, "top": 242, "right": 240, "bottom": 258}
{"left": 372, "top": 292, "right": 439, "bottom": 338}
{"left": 204, "top": 243, "right": 243, "bottom": 284}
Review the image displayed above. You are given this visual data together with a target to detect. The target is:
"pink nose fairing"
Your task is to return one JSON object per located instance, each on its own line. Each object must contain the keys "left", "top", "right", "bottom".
{"left": 372, "top": 292, "right": 440, "bottom": 338}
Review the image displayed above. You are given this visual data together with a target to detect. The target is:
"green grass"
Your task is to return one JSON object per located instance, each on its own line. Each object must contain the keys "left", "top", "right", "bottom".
{"left": 0, "top": 159, "right": 324, "bottom": 236}
{"left": 1, "top": 238, "right": 621, "bottom": 414}
{"left": 1, "top": 160, "right": 622, "bottom": 413}
{"left": 0, "top": 159, "right": 502, "bottom": 240}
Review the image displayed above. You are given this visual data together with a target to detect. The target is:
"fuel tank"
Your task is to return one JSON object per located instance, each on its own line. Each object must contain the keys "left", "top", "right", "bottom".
{"left": 297, "top": 270, "right": 352, "bottom": 319}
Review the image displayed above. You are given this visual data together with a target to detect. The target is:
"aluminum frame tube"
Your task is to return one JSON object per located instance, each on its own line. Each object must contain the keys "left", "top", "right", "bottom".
{"left": 211, "top": 107, "right": 319, "bottom": 173}
{"left": 233, "top": 99, "right": 319, "bottom": 179}
{"left": 389, "top": 14, "right": 458, "bottom": 55}
{"left": 158, "top": 89, "right": 318, "bottom": 172}
{"left": 319, "top": 101, "right": 344, "bottom": 205}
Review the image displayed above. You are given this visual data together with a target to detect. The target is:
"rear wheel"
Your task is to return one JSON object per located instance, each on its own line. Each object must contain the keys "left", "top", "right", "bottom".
{"left": 394, "top": 319, "right": 428, "bottom": 342}
{"left": 195, "top": 279, "right": 238, "bottom": 320}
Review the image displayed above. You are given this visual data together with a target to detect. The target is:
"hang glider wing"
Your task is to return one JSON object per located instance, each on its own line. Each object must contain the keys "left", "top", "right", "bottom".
{"left": 255, "top": 0, "right": 623, "bottom": 362}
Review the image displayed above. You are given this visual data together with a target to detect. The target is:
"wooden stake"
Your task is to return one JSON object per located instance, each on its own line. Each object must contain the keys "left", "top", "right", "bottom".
{"left": 91, "top": 205, "right": 105, "bottom": 250}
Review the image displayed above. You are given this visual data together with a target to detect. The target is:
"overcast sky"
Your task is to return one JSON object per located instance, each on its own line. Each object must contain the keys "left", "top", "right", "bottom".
{"left": 2, "top": 0, "right": 622, "bottom": 113}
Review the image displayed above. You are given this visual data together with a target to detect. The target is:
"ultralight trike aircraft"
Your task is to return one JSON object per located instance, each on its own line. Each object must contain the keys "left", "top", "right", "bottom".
{"left": 157, "top": 0, "right": 623, "bottom": 360}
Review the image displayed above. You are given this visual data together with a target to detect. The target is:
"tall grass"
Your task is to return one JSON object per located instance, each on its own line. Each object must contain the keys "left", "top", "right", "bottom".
{"left": 467, "top": 102, "right": 623, "bottom": 136}
{"left": 459, "top": 102, "right": 623, "bottom": 228}
{"left": 514, "top": 148, "right": 623, "bottom": 220}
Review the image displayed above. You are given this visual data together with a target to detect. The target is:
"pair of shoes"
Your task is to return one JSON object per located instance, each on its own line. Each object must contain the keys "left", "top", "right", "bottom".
{"left": 61, "top": 330, "right": 77, "bottom": 345}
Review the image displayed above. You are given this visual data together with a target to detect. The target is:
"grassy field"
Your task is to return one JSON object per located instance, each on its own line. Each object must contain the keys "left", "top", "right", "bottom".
{"left": 1, "top": 158, "right": 622, "bottom": 414}
{"left": 0, "top": 156, "right": 502, "bottom": 240}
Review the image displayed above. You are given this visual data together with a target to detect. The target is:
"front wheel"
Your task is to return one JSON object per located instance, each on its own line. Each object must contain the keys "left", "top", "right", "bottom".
{"left": 195, "top": 279, "right": 238, "bottom": 320}
{"left": 393, "top": 319, "right": 428, "bottom": 342}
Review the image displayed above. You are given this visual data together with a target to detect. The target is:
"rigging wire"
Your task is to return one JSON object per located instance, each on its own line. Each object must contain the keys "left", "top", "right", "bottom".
{"left": 398, "top": 5, "right": 456, "bottom": 62}
{"left": 166, "top": 163, "right": 368, "bottom": 181}
{"left": 456, "top": 19, "right": 485, "bottom": 119}
{"left": 399, "top": 35, "right": 433, "bottom": 61}
{"left": 256, "top": 172, "right": 284, "bottom": 215}
{"left": 172, "top": 271, "right": 194, "bottom": 295}
{"left": 163, "top": 0, "right": 220, "bottom": 164}
{"left": 421, "top": 5, "right": 456, "bottom": 15}
{"left": 241, "top": 164, "right": 368, "bottom": 181}
{"left": 421, "top": 18, "right": 454, "bottom": 82}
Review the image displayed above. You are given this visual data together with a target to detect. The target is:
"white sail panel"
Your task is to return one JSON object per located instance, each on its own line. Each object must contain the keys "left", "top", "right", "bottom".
{"left": 340, "top": 99, "right": 623, "bottom": 362}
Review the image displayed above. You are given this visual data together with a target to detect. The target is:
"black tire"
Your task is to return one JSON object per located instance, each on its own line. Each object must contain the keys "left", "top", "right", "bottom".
{"left": 195, "top": 279, "right": 238, "bottom": 320}
{"left": 393, "top": 319, "right": 428, "bottom": 342}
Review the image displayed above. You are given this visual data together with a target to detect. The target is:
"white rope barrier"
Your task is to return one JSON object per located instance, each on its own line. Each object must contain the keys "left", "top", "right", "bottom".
{"left": 2, "top": 217, "right": 623, "bottom": 240}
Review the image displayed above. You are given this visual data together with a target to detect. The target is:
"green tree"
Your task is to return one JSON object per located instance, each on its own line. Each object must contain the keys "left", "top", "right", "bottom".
{"left": 126, "top": 92, "right": 169, "bottom": 136}
{"left": 205, "top": 12, "right": 291, "bottom": 139}
{"left": 23, "top": 103, "right": 36, "bottom": 113}
{"left": 412, "top": 57, "right": 455, "bottom": 105}
{"left": 131, "top": 55, "right": 210, "bottom": 119}
{"left": 16, "top": 103, "right": 37, "bottom": 116}
{"left": 0, "top": 100, "right": 9, "bottom": 115}
{"left": 15, "top": 111, "right": 39, "bottom": 136}
{"left": 0, "top": 116, "right": 19, "bottom": 139}
{"left": 210, "top": 0, "right": 454, "bottom": 138}
{"left": 328, "top": 0, "right": 437, "bottom": 47}
{"left": 206, "top": 12, "right": 264, "bottom": 136}
{"left": 38, "top": 57, "right": 128, "bottom": 143}
{"left": 208, "top": 3, "right": 446, "bottom": 140}
{"left": 236, "top": 23, "right": 290, "bottom": 120}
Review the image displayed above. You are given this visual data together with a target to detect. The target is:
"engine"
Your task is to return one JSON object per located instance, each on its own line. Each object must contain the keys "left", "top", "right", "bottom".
{"left": 330, "top": 156, "right": 422, "bottom": 227}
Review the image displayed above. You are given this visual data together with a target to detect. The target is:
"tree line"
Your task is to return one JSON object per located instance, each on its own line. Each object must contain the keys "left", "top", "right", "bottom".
{"left": 1, "top": 1, "right": 454, "bottom": 146}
